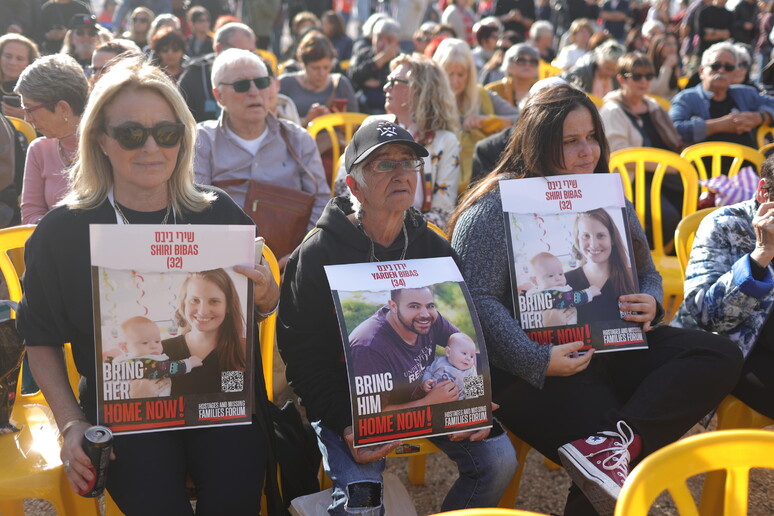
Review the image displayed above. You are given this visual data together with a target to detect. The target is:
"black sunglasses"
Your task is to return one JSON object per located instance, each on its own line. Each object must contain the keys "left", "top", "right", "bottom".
{"left": 385, "top": 77, "right": 409, "bottom": 89}
{"left": 514, "top": 57, "right": 539, "bottom": 66}
{"left": 75, "top": 28, "right": 98, "bottom": 37}
{"left": 708, "top": 62, "right": 736, "bottom": 72}
{"left": 132, "top": 16, "right": 149, "bottom": 23}
{"left": 623, "top": 72, "right": 655, "bottom": 81}
{"left": 219, "top": 76, "right": 271, "bottom": 93}
{"left": 105, "top": 122, "right": 185, "bottom": 150}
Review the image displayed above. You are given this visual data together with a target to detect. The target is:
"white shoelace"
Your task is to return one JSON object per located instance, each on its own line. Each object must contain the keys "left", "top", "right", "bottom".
{"left": 588, "top": 420, "right": 635, "bottom": 477}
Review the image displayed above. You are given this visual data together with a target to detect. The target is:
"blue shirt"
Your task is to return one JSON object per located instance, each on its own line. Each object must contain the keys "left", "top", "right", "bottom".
{"left": 669, "top": 83, "right": 774, "bottom": 143}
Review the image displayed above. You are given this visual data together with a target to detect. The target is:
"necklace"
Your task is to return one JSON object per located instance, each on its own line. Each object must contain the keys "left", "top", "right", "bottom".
{"left": 114, "top": 202, "right": 171, "bottom": 225}
{"left": 57, "top": 140, "right": 74, "bottom": 167}
{"left": 359, "top": 220, "right": 409, "bottom": 262}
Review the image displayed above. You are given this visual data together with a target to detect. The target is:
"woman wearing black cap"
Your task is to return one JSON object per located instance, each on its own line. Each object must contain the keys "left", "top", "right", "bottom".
{"left": 39, "top": 0, "right": 92, "bottom": 54}
{"left": 278, "top": 119, "right": 517, "bottom": 516}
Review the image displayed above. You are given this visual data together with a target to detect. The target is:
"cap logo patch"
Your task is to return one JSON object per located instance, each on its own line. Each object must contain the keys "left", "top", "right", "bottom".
{"left": 377, "top": 122, "right": 398, "bottom": 138}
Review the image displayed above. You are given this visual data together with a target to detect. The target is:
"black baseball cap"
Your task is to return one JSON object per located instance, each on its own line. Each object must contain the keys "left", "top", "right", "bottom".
{"left": 70, "top": 14, "right": 98, "bottom": 30}
{"left": 345, "top": 120, "right": 429, "bottom": 172}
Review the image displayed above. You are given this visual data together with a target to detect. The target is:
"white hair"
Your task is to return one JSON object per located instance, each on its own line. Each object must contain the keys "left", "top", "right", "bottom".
{"left": 641, "top": 19, "right": 665, "bottom": 39}
{"left": 372, "top": 18, "right": 400, "bottom": 37}
{"left": 529, "top": 20, "right": 554, "bottom": 41}
{"left": 701, "top": 41, "right": 738, "bottom": 67}
{"left": 501, "top": 43, "right": 539, "bottom": 73}
{"left": 211, "top": 48, "right": 267, "bottom": 91}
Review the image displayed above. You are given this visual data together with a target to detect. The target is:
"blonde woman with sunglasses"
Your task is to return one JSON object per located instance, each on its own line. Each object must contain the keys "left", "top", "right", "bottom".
{"left": 16, "top": 56, "right": 279, "bottom": 516}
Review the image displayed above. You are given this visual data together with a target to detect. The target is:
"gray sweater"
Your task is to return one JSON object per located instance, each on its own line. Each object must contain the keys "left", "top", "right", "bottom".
{"left": 450, "top": 185, "right": 663, "bottom": 389}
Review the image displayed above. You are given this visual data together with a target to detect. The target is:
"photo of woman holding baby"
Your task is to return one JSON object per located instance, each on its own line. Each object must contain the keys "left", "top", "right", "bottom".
{"left": 566, "top": 208, "right": 636, "bottom": 324}
{"left": 162, "top": 268, "right": 247, "bottom": 396}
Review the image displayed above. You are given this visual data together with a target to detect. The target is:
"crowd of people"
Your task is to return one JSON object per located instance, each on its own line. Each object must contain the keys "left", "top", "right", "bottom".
{"left": 2, "top": 0, "right": 774, "bottom": 515}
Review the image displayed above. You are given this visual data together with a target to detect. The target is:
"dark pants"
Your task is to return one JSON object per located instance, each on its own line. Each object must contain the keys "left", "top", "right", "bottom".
{"left": 106, "top": 420, "right": 267, "bottom": 516}
{"left": 491, "top": 325, "right": 742, "bottom": 515}
{"left": 733, "top": 344, "right": 774, "bottom": 420}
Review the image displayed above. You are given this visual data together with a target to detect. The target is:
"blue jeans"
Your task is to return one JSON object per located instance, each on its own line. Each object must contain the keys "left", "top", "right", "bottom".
{"left": 313, "top": 420, "right": 517, "bottom": 516}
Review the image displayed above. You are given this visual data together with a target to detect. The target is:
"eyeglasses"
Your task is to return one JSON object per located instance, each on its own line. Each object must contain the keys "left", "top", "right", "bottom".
{"left": 105, "top": 122, "right": 185, "bottom": 150}
{"left": 132, "top": 16, "right": 149, "bottom": 23}
{"left": 159, "top": 46, "right": 182, "bottom": 53}
{"left": 219, "top": 76, "right": 271, "bottom": 93}
{"left": 385, "top": 77, "right": 409, "bottom": 89}
{"left": 75, "top": 28, "right": 98, "bottom": 37}
{"left": 368, "top": 158, "right": 423, "bottom": 173}
{"left": 623, "top": 72, "right": 655, "bottom": 81}
{"left": 708, "top": 62, "right": 736, "bottom": 72}
{"left": 513, "top": 57, "right": 539, "bottom": 66}
{"left": 22, "top": 100, "right": 57, "bottom": 116}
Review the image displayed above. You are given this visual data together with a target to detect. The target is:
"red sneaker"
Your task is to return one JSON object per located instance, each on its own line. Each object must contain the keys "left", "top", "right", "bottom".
{"left": 557, "top": 421, "right": 641, "bottom": 516}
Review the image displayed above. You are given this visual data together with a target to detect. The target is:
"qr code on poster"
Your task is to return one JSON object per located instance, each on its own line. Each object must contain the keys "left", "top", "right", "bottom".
{"left": 221, "top": 371, "right": 244, "bottom": 392}
{"left": 464, "top": 375, "right": 485, "bottom": 398}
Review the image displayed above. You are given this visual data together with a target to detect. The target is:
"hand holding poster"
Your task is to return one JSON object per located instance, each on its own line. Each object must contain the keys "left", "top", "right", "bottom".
{"left": 90, "top": 225, "right": 255, "bottom": 434}
{"left": 324, "top": 257, "right": 492, "bottom": 447}
{"left": 501, "top": 174, "right": 647, "bottom": 351}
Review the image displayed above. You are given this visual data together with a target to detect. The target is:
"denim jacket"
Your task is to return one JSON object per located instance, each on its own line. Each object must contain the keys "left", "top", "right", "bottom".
{"left": 194, "top": 113, "right": 330, "bottom": 231}
{"left": 669, "top": 83, "right": 774, "bottom": 143}
{"left": 672, "top": 199, "right": 774, "bottom": 357}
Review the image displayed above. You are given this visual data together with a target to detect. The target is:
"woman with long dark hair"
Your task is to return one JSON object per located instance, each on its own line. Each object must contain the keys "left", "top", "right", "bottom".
{"left": 448, "top": 84, "right": 742, "bottom": 516}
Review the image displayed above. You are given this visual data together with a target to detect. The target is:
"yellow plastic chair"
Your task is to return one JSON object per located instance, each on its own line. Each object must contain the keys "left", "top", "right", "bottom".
{"left": 256, "top": 48, "right": 278, "bottom": 76}
{"left": 674, "top": 207, "right": 717, "bottom": 280}
{"left": 259, "top": 244, "right": 279, "bottom": 401}
{"left": 677, "top": 76, "right": 689, "bottom": 89}
{"left": 757, "top": 124, "right": 774, "bottom": 148}
{"left": 339, "top": 59, "right": 350, "bottom": 71}
{"left": 7, "top": 116, "right": 36, "bottom": 144}
{"left": 646, "top": 94, "right": 670, "bottom": 111}
{"left": 760, "top": 141, "right": 774, "bottom": 157}
{"left": 615, "top": 430, "right": 774, "bottom": 516}
{"left": 680, "top": 142, "right": 765, "bottom": 184}
{"left": 609, "top": 148, "right": 699, "bottom": 321}
{"left": 586, "top": 92, "right": 604, "bottom": 108}
{"left": 538, "top": 60, "right": 563, "bottom": 80}
{"left": 307, "top": 112, "right": 369, "bottom": 192}
{"left": 0, "top": 225, "right": 102, "bottom": 516}
{"left": 432, "top": 508, "right": 553, "bottom": 515}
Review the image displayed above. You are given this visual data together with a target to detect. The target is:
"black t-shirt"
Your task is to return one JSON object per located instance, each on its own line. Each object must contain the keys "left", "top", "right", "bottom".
{"left": 639, "top": 112, "right": 667, "bottom": 150}
{"left": 16, "top": 186, "right": 253, "bottom": 418}
{"left": 708, "top": 95, "right": 756, "bottom": 148}
{"left": 697, "top": 5, "right": 734, "bottom": 54}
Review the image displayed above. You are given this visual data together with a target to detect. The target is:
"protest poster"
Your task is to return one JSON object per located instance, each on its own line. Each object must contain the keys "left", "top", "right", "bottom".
{"left": 90, "top": 225, "right": 255, "bottom": 434}
{"left": 501, "top": 174, "right": 647, "bottom": 351}
{"left": 324, "top": 256, "right": 492, "bottom": 448}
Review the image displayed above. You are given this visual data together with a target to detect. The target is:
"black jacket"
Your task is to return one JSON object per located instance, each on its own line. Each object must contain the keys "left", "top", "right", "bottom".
{"left": 277, "top": 196, "right": 453, "bottom": 435}
{"left": 178, "top": 53, "right": 217, "bottom": 122}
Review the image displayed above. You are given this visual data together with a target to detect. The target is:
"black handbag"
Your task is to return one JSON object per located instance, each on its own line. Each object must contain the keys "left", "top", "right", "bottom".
{"left": 0, "top": 301, "right": 23, "bottom": 432}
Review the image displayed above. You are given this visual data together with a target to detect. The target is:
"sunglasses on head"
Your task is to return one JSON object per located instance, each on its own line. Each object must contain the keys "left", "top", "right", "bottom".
{"left": 708, "top": 62, "right": 736, "bottom": 72}
{"left": 219, "top": 76, "right": 271, "bottom": 93}
{"left": 623, "top": 72, "right": 655, "bottom": 81}
{"left": 75, "top": 28, "right": 98, "bottom": 37}
{"left": 514, "top": 57, "right": 539, "bottom": 66}
{"left": 105, "top": 122, "right": 185, "bottom": 150}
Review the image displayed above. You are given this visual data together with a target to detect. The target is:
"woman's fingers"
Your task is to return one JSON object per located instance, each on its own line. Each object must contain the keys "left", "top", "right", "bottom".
{"left": 547, "top": 341, "right": 593, "bottom": 376}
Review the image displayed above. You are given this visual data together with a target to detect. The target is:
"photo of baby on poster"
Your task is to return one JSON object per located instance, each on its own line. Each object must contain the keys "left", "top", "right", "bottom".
{"left": 324, "top": 257, "right": 493, "bottom": 448}
{"left": 500, "top": 174, "right": 646, "bottom": 352}
{"left": 90, "top": 225, "right": 255, "bottom": 434}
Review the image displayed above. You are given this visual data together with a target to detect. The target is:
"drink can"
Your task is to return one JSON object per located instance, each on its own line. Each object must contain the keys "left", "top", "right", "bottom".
{"left": 77, "top": 425, "right": 113, "bottom": 497}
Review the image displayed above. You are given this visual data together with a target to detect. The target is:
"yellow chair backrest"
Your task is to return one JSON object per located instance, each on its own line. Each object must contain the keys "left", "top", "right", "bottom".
{"left": 760, "top": 141, "right": 774, "bottom": 157}
{"left": 674, "top": 207, "right": 717, "bottom": 280}
{"left": 339, "top": 59, "right": 350, "bottom": 71}
{"left": 646, "top": 94, "right": 670, "bottom": 111}
{"left": 586, "top": 92, "right": 604, "bottom": 108}
{"left": 609, "top": 147, "right": 699, "bottom": 256}
{"left": 677, "top": 76, "right": 689, "bottom": 89}
{"left": 256, "top": 48, "right": 278, "bottom": 76}
{"left": 615, "top": 429, "right": 774, "bottom": 516}
{"left": 0, "top": 224, "right": 35, "bottom": 303}
{"left": 680, "top": 142, "right": 765, "bottom": 184}
{"left": 538, "top": 60, "right": 563, "bottom": 80}
{"left": 259, "top": 244, "right": 279, "bottom": 401}
{"left": 7, "top": 116, "right": 36, "bottom": 145}
{"left": 307, "top": 112, "right": 369, "bottom": 192}
{"left": 757, "top": 124, "right": 774, "bottom": 148}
